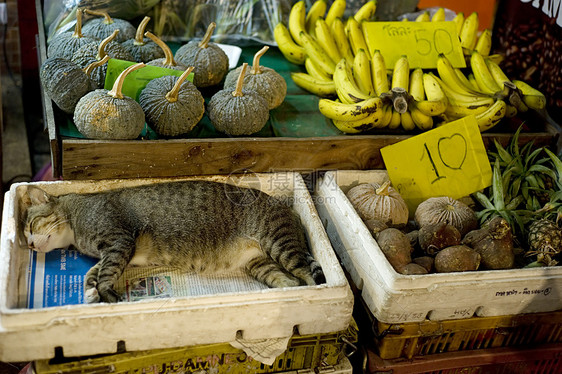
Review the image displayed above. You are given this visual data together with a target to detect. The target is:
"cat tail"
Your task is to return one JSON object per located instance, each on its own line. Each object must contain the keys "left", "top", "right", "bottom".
{"left": 306, "top": 253, "right": 326, "bottom": 285}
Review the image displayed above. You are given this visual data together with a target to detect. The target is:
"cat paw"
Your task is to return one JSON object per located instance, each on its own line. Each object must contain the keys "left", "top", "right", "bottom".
{"left": 99, "top": 286, "right": 122, "bottom": 303}
{"left": 85, "top": 287, "right": 100, "bottom": 303}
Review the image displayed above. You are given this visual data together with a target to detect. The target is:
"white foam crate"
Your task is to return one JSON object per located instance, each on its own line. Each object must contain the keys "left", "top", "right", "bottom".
{"left": 314, "top": 170, "right": 562, "bottom": 324}
{"left": 0, "top": 172, "right": 353, "bottom": 362}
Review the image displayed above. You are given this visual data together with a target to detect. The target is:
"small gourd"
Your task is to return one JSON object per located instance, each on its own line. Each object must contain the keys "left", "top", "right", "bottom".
{"left": 224, "top": 46, "right": 287, "bottom": 109}
{"left": 346, "top": 181, "right": 409, "bottom": 227}
{"left": 174, "top": 22, "right": 229, "bottom": 87}
{"left": 47, "top": 9, "right": 98, "bottom": 60}
{"left": 73, "top": 63, "right": 146, "bottom": 139}
{"left": 121, "top": 16, "right": 164, "bottom": 63}
{"left": 81, "top": 9, "right": 136, "bottom": 43}
{"left": 415, "top": 196, "right": 478, "bottom": 237}
{"left": 144, "top": 32, "right": 188, "bottom": 71}
{"left": 139, "top": 66, "right": 205, "bottom": 136}
{"left": 72, "top": 29, "right": 134, "bottom": 88}
{"left": 40, "top": 55, "right": 109, "bottom": 114}
{"left": 208, "top": 63, "right": 269, "bottom": 135}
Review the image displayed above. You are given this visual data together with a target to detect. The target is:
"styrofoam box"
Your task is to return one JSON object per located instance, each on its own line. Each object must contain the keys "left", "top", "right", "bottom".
{"left": 0, "top": 172, "right": 353, "bottom": 362}
{"left": 314, "top": 170, "right": 562, "bottom": 324}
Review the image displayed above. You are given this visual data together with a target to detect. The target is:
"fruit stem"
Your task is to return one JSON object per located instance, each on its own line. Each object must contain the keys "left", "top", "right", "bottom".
{"left": 108, "top": 63, "right": 145, "bottom": 99}
{"left": 375, "top": 180, "right": 391, "bottom": 196}
{"left": 84, "top": 9, "right": 113, "bottom": 24}
{"left": 251, "top": 46, "right": 269, "bottom": 75}
{"left": 134, "top": 16, "right": 150, "bottom": 45}
{"left": 165, "top": 66, "right": 195, "bottom": 103}
{"left": 145, "top": 31, "right": 176, "bottom": 67}
{"left": 198, "top": 22, "right": 216, "bottom": 49}
{"left": 72, "top": 8, "right": 84, "bottom": 38}
{"left": 96, "top": 29, "right": 119, "bottom": 61}
{"left": 232, "top": 63, "right": 248, "bottom": 97}
{"left": 83, "top": 55, "right": 110, "bottom": 76}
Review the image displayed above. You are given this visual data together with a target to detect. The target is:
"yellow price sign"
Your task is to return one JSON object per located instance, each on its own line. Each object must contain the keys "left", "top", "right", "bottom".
{"left": 380, "top": 116, "right": 492, "bottom": 213}
{"left": 362, "top": 21, "right": 466, "bottom": 69}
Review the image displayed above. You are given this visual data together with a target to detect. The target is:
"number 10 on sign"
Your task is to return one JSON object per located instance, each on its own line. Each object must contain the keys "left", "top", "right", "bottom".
{"left": 380, "top": 116, "right": 492, "bottom": 212}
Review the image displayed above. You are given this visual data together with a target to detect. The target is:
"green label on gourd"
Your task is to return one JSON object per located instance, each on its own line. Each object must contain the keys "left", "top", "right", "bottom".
{"left": 104, "top": 59, "right": 193, "bottom": 101}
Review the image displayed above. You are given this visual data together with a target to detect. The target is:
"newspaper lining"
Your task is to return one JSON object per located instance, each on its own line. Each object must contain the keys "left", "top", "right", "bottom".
{"left": 27, "top": 248, "right": 268, "bottom": 308}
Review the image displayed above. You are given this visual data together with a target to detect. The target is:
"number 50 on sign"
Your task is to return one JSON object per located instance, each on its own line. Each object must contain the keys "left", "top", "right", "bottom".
{"left": 380, "top": 116, "right": 492, "bottom": 213}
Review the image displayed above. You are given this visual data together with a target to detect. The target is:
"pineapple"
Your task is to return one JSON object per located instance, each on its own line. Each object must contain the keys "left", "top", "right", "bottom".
{"left": 526, "top": 218, "right": 562, "bottom": 266}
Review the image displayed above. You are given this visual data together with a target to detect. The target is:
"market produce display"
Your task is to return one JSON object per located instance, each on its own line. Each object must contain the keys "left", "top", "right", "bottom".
{"left": 121, "top": 16, "right": 165, "bottom": 63}
{"left": 47, "top": 9, "right": 98, "bottom": 60}
{"left": 274, "top": 0, "right": 548, "bottom": 134}
{"left": 144, "top": 31, "right": 188, "bottom": 71}
{"left": 81, "top": 9, "right": 136, "bottom": 42}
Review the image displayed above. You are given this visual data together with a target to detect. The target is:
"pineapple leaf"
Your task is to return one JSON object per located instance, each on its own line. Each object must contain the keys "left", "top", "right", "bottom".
{"left": 473, "top": 191, "right": 495, "bottom": 210}
{"left": 492, "top": 158, "right": 505, "bottom": 210}
{"left": 544, "top": 148, "right": 562, "bottom": 187}
{"left": 506, "top": 195, "right": 524, "bottom": 210}
{"left": 509, "top": 126, "right": 523, "bottom": 159}
{"left": 493, "top": 139, "right": 513, "bottom": 164}
{"left": 510, "top": 177, "right": 522, "bottom": 200}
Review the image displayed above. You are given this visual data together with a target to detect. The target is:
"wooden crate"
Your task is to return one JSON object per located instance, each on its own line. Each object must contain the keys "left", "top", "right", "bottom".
{"left": 34, "top": 2, "right": 560, "bottom": 181}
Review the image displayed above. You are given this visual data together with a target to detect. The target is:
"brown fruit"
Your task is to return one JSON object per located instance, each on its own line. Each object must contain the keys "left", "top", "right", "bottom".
{"left": 418, "top": 222, "right": 461, "bottom": 255}
{"left": 434, "top": 245, "right": 481, "bottom": 273}
{"left": 415, "top": 196, "right": 478, "bottom": 237}
{"left": 462, "top": 216, "right": 515, "bottom": 270}
{"left": 375, "top": 228, "right": 413, "bottom": 272}
{"left": 400, "top": 263, "right": 428, "bottom": 275}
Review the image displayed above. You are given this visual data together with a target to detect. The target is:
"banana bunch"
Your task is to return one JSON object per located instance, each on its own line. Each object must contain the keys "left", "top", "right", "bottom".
{"left": 274, "top": 0, "right": 377, "bottom": 98}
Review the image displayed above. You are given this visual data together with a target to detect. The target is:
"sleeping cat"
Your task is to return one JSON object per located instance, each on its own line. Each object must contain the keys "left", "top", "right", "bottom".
{"left": 22, "top": 180, "right": 325, "bottom": 303}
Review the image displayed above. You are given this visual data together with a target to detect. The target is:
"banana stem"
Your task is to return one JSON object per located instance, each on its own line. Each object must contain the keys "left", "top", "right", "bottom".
{"left": 390, "top": 87, "right": 409, "bottom": 113}
{"left": 145, "top": 31, "right": 176, "bottom": 66}
{"left": 96, "top": 29, "right": 119, "bottom": 61}
{"left": 165, "top": 66, "right": 195, "bottom": 103}
{"left": 199, "top": 22, "right": 216, "bottom": 49}
{"left": 251, "top": 46, "right": 269, "bottom": 75}
{"left": 134, "top": 16, "right": 151, "bottom": 45}
{"left": 72, "top": 8, "right": 84, "bottom": 38}
{"left": 83, "top": 55, "right": 110, "bottom": 76}
{"left": 84, "top": 9, "right": 113, "bottom": 24}
{"left": 232, "top": 63, "right": 248, "bottom": 97}
{"left": 108, "top": 63, "right": 145, "bottom": 99}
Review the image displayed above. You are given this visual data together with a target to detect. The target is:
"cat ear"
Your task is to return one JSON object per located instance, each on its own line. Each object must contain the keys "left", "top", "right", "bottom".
{"left": 26, "top": 185, "right": 53, "bottom": 205}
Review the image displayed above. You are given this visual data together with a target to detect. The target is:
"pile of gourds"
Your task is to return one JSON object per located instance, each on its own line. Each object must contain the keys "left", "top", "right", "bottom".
{"left": 40, "top": 10, "right": 287, "bottom": 139}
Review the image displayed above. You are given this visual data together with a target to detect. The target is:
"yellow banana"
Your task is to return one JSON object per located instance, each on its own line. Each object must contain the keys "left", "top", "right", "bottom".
{"left": 346, "top": 17, "right": 369, "bottom": 57}
{"left": 371, "top": 49, "right": 389, "bottom": 96}
{"left": 333, "top": 58, "right": 371, "bottom": 103}
{"left": 512, "top": 80, "right": 546, "bottom": 110}
{"left": 453, "top": 12, "right": 464, "bottom": 35}
{"left": 485, "top": 58, "right": 511, "bottom": 90}
{"left": 288, "top": 1, "right": 307, "bottom": 46}
{"left": 331, "top": 17, "right": 354, "bottom": 65}
{"left": 388, "top": 108, "right": 401, "bottom": 129}
{"left": 416, "top": 11, "right": 430, "bottom": 22}
{"left": 325, "top": 0, "right": 346, "bottom": 27}
{"left": 391, "top": 55, "right": 409, "bottom": 90}
{"left": 459, "top": 12, "right": 479, "bottom": 50}
{"left": 299, "top": 31, "right": 336, "bottom": 75}
{"left": 318, "top": 96, "right": 382, "bottom": 121}
{"left": 291, "top": 72, "right": 336, "bottom": 96}
{"left": 273, "top": 23, "right": 306, "bottom": 64}
{"left": 354, "top": 0, "right": 377, "bottom": 23}
{"left": 411, "top": 105, "right": 434, "bottom": 130}
{"left": 409, "top": 68, "right": 425, "bottom": 101}
{"left": 415, "top": 73, "right": 447, "bottom": 116}
{"left": 304, "top": 57, "right": 332, "bottom": 81}
{"left": 475, "top": 99, "right": 506, "bottom": 132}
{"left": 305, "top": 0, "right": 327, "bottom": 36}
{"left": 431, "top": 7, "right": 446, "bottom": 22}
{"left": 454, "top": 68, "right": 475, "bottom": 91}
{"left": 400, "top": 110, "right": 416, "bottom": 131}
{"left": 430, "top": 73, "right": 495, "bottom": 105}
{"left": 475, "top": 29, "right": 492, "bottom": 56}
{"left": 315, "top": 17, "right": 342, "bottom": 66}
{"left": 332, "top": 107, "right": 385, "bottom": 133}
{"left": 378, "top": 104, "right": 393, "bottom": 128}
{"left": 437, "top": 54, "right": 482, "bottom": 96}
{"left": 467, "top": 73, "right": 479, "bottom": 91}
{"left": 444, "top": 101, "right": 492, "bottom": 119}
{"left": 487, "top": 54, "right": 504, "bottom": 65}
{"left": 353, "top": 48, "right": 375, "bottom": 96}
{"left": 470, "top": 51, "right": 501, "bottom": 94}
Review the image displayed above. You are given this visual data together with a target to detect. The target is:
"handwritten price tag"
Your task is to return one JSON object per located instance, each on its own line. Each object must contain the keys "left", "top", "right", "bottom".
{"left": 362, "top": 21, "right": 466, "bottom": 69}
{"left": 380, "top": 116, "right": 492, "bottom": 213}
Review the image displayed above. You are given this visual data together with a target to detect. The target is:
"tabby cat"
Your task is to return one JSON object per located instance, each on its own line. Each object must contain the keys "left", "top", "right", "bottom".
{"left": 22, "top": 180, "right": 325, "bottom": 303}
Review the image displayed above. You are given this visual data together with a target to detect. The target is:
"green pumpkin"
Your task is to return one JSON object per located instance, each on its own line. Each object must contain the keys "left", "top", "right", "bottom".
{"left": 144, "top": 32, "right": 188, "bottom": 71}
{"left": 81, "top": 9, "right": 136, "bottom": 43}
{"left": 208, "top": 63, "right": 269, "bottom": 135}
{"left": 47, "top": 9, "right": 98, "bottom": 60}
{"left": 72, "top": 29, "right": 134, "bottom": 88}
{"left": 174, "top": 22, "right": 229, "bottom": 87}
{"left": 121, "top": 16, "right": 164, "bottom": 63}
{"left": 224, "top": 46, "right": 287, "bottom": 110}
{"left": 139, "top": 67, "right": 205, "bottom": 137}
{"left": 74, "top": 63, "right": 146, "bottom": 139}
